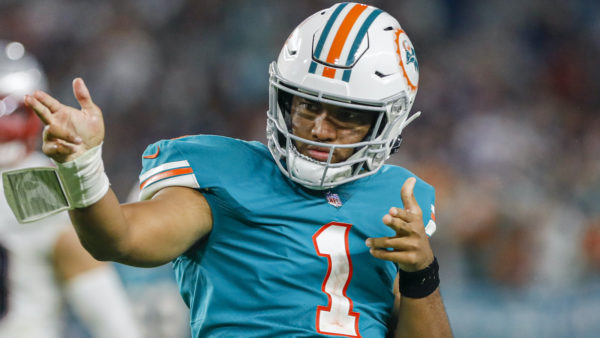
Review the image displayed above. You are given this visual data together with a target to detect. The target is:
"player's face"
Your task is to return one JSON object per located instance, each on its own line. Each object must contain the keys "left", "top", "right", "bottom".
{"left": 290, "top": 95, "right": 375, "bottom": 163}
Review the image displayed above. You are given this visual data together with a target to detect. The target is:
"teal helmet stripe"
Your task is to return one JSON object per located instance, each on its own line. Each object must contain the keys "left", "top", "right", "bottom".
{"left": 308, "top": 2, "right": 349, "bottom": 74}
{"left": 308, "top": 61, "right": 318, "bottom": 74}
{"left": 342, "top": 8, "right": 383, "bottom": 82}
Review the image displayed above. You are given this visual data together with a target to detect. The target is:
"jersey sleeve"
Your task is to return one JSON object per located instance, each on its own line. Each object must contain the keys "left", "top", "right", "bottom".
{"left": 138, "top": 138, "right": 200, "bottom": 201}
{"left": 414, "top": 179, "right": 436, "bottom": 237}
{"left": 137, "top": 135, "right": 264, "bottom": 201}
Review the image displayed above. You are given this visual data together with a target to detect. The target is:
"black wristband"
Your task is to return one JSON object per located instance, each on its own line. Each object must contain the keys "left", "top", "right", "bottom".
{"left": 398, "top": 257, "right": 440, "bottom": 299}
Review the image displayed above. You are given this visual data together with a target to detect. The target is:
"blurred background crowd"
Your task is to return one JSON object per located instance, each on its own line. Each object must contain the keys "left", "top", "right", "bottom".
{"left": 1, "top": 0, "right": 599, "bottom": 337}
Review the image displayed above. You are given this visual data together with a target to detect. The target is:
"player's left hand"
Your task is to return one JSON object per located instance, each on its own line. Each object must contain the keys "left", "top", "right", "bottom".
{"left": 366, "top": 177, "right": 434, "bottom": 272}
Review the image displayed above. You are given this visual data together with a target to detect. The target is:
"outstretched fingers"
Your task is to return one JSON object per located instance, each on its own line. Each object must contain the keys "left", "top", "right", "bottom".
{"left": 366, "top": 177, "right": 427, "bottom": 260}
{"left": 367, "top": 245, "right": 419, "bottom": 264}
{"left": 25, "top": 89, "right": 83, "bottom": 145}
{"left": 72, "top": 78, "right": 95, "bottom": 111}
{"left": 381, "top": 214, "right": 410, "bottom": 240}
{"left": 366, "top": 234, "right": 415, "bottom": 251}
{"left": 400, "top": 177, "right": 422, "bottom": 216}
{"left": 23, "top": 77, "right": 102, "bottom": 163}
{"left": 24, "top": 95, "right": 53, "bottom": 125}
{"left": 33, "top": 90, "right": 63, "bottom": 113}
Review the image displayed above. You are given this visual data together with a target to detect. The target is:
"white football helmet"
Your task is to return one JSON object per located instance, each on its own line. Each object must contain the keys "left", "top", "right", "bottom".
{"left": 0, "top": 40, "right": 47, "bottom": 168}
{"left": 267, "top": 2, "right": 421, "bottom": 190}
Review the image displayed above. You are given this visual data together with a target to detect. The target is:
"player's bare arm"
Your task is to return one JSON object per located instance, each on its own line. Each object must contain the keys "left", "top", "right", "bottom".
{"left": 70, "top": 186, "right": 212, "bottom": 267}
{"left": 24, "top": 79, "right": 213, "bottom": 267}
{"left": 367, "top": 177, "right": 452, "bottom": 337}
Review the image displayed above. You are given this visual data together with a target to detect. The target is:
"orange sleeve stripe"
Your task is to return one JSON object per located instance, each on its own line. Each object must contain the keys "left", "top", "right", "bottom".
{"left": 323, "top": 3, "right": 368, "bottom": 78}
{"left": 143, "top": 146, "right": 160, "bottom": 159}
{"left": 170, "top": 135, "right": 193, "bottom": 140}
{"left": 139, "top": 167, "right": 193, "bottom": 190}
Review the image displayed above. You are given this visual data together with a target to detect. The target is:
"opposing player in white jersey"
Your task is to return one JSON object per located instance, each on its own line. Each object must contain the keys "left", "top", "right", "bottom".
{"left": 0, "top": 41, "right": 141, "bottom": 338}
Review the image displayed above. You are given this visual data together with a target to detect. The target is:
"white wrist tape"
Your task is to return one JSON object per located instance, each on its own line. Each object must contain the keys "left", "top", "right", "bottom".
{"left": 52, "top": 143, "right": 110, "bottom": 208}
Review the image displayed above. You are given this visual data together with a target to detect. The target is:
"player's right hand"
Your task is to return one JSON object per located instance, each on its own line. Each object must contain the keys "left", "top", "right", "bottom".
{"left": 24, "top": 78, "right": 105, "bottom": 163}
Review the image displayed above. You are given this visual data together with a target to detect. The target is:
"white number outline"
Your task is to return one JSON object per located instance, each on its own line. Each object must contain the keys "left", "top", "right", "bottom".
{"left": 312, "top": 222, "right": 361, "bottom": 337}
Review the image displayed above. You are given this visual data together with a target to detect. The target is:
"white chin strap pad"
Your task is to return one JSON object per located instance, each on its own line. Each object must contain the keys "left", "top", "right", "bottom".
{"left": 288, "top": 148, "right": 351, "bottom": 189}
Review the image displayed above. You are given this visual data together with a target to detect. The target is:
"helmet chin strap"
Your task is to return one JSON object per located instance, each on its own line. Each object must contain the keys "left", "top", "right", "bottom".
{"left": 287, "top": 145, "right": 352, "bottom": 190}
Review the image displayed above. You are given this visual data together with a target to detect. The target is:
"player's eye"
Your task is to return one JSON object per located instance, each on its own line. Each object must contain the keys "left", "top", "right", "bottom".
{"left": 332, "top": 109, "right": 374, "bottom": 126}
{"left": 337, "top": 111, "right": 360, "bottom": 121}
{"left": 298, "top": 100, "right": 320, "bottom": 112}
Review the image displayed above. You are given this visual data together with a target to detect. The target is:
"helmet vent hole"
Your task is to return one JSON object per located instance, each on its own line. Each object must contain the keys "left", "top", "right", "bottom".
{"left": 321, "top": 11, "right": 326, "bottom": 15}
{"left": 289, "top": 50, "right": 297, "bottom": 56}
{"left": 384, "top": 26, "right": 394, "bottom": 31}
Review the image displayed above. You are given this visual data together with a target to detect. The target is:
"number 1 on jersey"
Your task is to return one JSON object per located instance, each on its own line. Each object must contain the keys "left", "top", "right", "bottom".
{"left": 313, "top": 222, "right": 361, "bottom": 337}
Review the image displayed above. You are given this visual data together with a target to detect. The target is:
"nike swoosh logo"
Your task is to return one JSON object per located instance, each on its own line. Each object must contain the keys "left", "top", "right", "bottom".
{"left": 143, "top": 146, "right": 160, "bottom": 159}
{"left": 375, "top": 70, "right": 393, "bottom": 78}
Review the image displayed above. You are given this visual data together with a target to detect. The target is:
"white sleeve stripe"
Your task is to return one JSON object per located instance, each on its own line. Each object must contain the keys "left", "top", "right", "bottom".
{"left": 425, "top": 220, "right": 437, "bottom": 236}
{"left": 139, "top": 160, "right": 190, "bottom": 182}
{"left": 138, "top": 174, "right": 200, "bottom": 201}
{"left": 425, "top": 204, "right": 437, "bottom": 236}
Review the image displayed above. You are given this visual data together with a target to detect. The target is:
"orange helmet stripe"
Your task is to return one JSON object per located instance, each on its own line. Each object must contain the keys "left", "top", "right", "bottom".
{"left": 322, "top": 3, "right": 368, "bottom": 79}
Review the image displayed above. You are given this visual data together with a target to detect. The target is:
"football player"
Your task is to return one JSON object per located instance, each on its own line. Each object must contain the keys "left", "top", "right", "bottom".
{"left": 22, "top": 3, "right": 451, "bottom": 337}
{"left": 0, "top": 40, "right": 141, "bottom": 338}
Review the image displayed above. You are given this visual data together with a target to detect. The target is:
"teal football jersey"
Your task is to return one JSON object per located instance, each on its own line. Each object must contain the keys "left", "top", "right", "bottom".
{"left": 138, "top": 135, "right": 436, "bottom": 338}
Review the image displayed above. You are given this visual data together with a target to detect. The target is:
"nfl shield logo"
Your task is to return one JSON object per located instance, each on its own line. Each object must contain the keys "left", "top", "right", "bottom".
{"left": 326, "top": 191, "right": 343, "bottom": 208}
